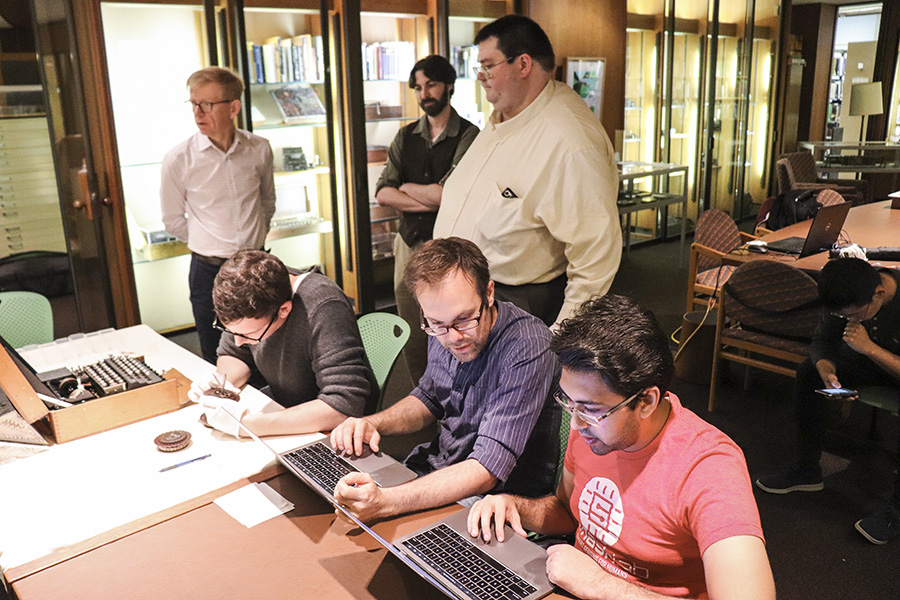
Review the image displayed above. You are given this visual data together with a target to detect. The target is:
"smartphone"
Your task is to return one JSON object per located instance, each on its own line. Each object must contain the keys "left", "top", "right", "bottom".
{"left": 815, "top": 388, "right": 858, "bottom": 398}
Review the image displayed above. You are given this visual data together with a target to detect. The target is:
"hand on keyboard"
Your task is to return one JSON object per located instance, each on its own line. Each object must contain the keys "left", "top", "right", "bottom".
{"left": 330, "top": 417, "right": 382, "bottom": 456}
{"left": 467, "top": 494, "right": 527, "bottom": 543}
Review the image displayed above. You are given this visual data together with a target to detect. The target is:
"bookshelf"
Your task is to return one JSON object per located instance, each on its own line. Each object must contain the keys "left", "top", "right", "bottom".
{"left": 826, "top": 49, "right": 847, "bottom": 140}
{"left": 243, "top": 6, "right": 335, "bottom": 278}
{"left": 360, "top": 10, "right": 433, "bottom": 311}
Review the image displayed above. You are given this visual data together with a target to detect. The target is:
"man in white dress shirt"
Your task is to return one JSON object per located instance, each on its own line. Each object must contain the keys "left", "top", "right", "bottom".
{"left": 161, "top": 67, "right": 276, "bottom": 363}
{"left": 434, "top": 16, "right": 621, "bottom": 328}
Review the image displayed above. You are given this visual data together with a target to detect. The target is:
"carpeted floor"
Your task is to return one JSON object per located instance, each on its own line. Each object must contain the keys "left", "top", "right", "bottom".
{"left": 165, "top": 236, "right": 900, "bottom": 598}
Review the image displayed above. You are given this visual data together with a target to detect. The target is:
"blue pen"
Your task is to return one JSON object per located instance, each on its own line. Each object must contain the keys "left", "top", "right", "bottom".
{"left": 159, "top": 453, "right": 212, "bottom": 473}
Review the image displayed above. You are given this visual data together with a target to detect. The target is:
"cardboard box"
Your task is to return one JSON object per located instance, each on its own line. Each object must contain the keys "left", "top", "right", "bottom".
{"left": 0, "top": 346, "right": 192, "bottom": 444}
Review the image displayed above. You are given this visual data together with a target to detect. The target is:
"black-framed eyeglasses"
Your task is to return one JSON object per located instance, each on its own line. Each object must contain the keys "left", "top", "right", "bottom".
{"left": 554, "top": 388, "right": 643, "bottom": 427}
{"left": 472, "top": 54, "right": 522, "bottom": 80}
{"left": 186, "top": 99, "right": 234, "bottom": 114}
{"left": 213, "top": 312, "right": 278, "bottom": 343}
{"left": 420, "top": 305, "right": 485, "bottom": 336}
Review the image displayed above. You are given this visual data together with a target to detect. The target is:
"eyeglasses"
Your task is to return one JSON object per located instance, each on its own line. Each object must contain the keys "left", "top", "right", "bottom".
{"left": 472, "top": 54, "right": 522, "bottom": 80}
{"left": 828, "top": 301, "right": 871, "bottom": 322}
{"left": 186, "top": 99, "right": 234, "bottom": 114}
{"left": 213, "top": 312, "right": 278, "bottom": 343}
{"left": 554, "top": 388, "right": 643, "bottom": 427}
{"left": 420, "top": 306, "right": 485, "bottom": 336}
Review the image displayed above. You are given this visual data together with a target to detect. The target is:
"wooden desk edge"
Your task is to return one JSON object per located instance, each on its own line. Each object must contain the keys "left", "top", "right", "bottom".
{"left": 3, "top": 462, "right": 284, "bottom": 584}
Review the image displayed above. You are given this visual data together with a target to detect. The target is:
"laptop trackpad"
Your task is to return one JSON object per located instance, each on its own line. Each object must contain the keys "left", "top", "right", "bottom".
{"left": 343, "top": 449, "right": 418, "bottom": 487}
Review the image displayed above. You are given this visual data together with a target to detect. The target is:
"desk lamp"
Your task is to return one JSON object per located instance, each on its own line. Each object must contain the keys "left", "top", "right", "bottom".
{"left": 848, "top": 81, "right": 883, "bottom": 144}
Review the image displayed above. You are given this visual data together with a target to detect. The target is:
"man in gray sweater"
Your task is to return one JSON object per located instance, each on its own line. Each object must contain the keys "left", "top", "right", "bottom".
{"left": 189, "top": 249, "right": 377, "bottom": 436}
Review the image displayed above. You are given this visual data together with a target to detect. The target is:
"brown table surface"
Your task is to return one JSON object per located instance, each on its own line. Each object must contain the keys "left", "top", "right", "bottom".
{"left": 726, "top": 200, "right": 900, "bottom": 271}
{"left": 10, "top": 470, "right": 568, "bottom": 600}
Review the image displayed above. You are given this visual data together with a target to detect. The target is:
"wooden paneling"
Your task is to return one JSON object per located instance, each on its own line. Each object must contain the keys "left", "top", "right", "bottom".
{"left": 527, "top": 0, "right": 626, "bottom": 136}
{"left": 791, "top": 3, "right": 835, "bottom": 143}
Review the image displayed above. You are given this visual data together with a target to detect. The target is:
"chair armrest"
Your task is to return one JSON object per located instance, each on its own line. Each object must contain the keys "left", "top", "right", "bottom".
{"left": 754, "top": 226, "right": 773, "bottom": 236}
{"left": 739, "top": 232, "right": 759, "bottom": 243}
{"left": 690, "top": 242, "right": 728, "bottom": 261}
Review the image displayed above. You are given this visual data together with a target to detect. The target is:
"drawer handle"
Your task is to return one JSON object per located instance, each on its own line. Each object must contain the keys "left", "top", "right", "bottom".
{"left": 2, "top": 211, "right": 18, "bottom": 217}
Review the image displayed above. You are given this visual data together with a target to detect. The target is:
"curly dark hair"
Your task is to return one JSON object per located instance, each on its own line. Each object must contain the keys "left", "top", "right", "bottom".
{"left": 212, "top": 250, "right": 292, "bottom": 324}
{"left": 551, "top": 294, "right": 674, "bottom": 399}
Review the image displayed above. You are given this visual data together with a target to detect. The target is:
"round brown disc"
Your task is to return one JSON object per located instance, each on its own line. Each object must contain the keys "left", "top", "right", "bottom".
{"left": 154, "top": 430, "right": 191, "bottom": 452}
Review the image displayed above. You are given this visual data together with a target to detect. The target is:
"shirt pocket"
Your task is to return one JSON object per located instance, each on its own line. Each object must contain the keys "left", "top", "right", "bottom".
{"left": 474, "top": 183, "right": 542, "bottom": 256}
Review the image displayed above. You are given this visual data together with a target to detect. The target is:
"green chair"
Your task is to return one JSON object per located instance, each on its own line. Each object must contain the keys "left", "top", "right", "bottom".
{"left": 357, "top": 312, "right": 410, "bottom": 409}
{"left": 0, "top": 291, "right": 54, "bottom": 349}
{"left": 555, "top": 409, "right": 572, "bottom": 486}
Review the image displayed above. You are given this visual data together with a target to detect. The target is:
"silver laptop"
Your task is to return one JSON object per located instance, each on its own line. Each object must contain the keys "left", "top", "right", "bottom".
{"left": 765, "top": 201, "right": 852, "bottom": 258}
{"left": 227, "top": 415, "right": 552, "bottom": 600}
{"left": 393, "top": 510, "right": 553, "bottom": 600}
{"left": 226, "top": 415, "right": 417, "bottom": 506}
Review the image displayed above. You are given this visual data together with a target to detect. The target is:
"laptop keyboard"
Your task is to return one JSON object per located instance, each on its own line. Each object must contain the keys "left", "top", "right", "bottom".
{"left": 282, "top": 442, "right": 358, "bottom": 492}
{"left": 765, "top": 236, "right": 805, "bottom": 254}
{"left": 401, "top": 523, "right": 537, "bottom": 600}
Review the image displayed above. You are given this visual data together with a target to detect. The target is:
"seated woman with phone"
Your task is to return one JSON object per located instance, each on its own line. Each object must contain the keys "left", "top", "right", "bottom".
{"left": 756, "top": 258, "right": 900, "bottom": 545}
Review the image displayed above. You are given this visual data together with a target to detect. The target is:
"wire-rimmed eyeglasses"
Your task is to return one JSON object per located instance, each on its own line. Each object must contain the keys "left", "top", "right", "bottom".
{"left": 554, "top": 388, "right": 644, "bottom": 427}
{"left": 471, "top": 54, "right": 522, "bottom": 80}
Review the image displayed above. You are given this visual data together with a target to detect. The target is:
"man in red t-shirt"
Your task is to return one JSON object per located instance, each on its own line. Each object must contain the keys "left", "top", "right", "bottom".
{"left": 467, "top": 294, "right": 776, "bottom": 599}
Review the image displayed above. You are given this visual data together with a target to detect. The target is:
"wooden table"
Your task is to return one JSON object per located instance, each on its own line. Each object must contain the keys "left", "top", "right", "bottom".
{"left": 9, "top": 470, "right": 569, "bottom": 600}
{"left": 2, "top": 328, "right": 569, "bottom": 600}
{"left": 726, "top": 200, "right": 900, "bottom": 271}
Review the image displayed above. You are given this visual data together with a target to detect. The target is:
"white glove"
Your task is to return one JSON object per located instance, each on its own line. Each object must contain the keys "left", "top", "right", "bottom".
{"left": 203, "top": 398, "right": 250, "bottom": 439}
{"left": 188, "top": 370, "right": 242, "bottom": 405}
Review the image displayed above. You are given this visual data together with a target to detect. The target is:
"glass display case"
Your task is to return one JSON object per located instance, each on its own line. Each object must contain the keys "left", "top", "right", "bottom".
{"left": 100, "top": 2, "right": 337, "bottom": 332}
{"left": 447, "top": 0, "right": 510, "bottom": 129}
{"left": 624, "top": 28, "right": 656, "bottom": 165}
{"left": 360, "top": 11, "right": 432, "bottom": 310}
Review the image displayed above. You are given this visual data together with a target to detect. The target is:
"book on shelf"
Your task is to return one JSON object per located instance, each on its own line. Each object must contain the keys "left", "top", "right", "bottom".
{"left": 361, "top": 41, "right": 415, "bottom": 81}
{"left": 279, "top": 38, "right": 294, "bottom": 83}
{"left": 271, "top": 84, "right": 326, "bottom": 122}
{"left": 246, "top": 35, "right": 325, "bottom": 84}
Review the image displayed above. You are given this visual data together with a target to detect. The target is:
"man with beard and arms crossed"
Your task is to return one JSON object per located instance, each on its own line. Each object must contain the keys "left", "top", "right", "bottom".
{"left": 375, "top": 55, "right": 478, "bottom": 381}
{"left": 435, "top": 15, "right": 621, "bottom": 327}
{"left": 331, "top": 237, "right": 560, "bottom": 522}
{"left": 468, "top": 295, "right": 775, "bottom": 600}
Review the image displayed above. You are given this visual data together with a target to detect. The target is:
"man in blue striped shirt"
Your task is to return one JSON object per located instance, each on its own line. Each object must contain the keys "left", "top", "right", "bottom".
{"left": 332, "top": 237, "right": 561, "bottom": 522}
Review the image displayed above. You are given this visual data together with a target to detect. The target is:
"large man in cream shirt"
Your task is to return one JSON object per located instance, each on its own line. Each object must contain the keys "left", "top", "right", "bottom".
{"left": 435, "top": 16, "right": 621, "bottom": 327}
{"left": 161, "top": 67, "right": 276, "bottom": 363}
